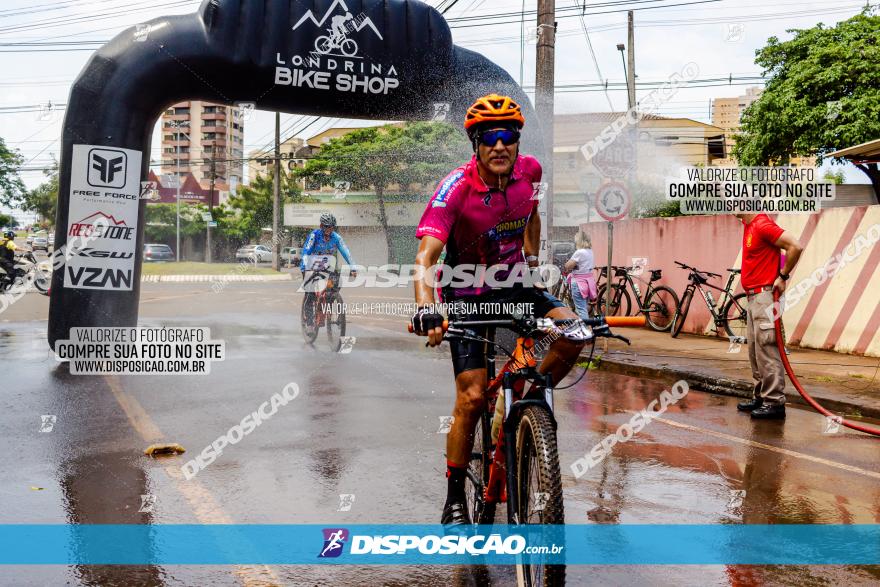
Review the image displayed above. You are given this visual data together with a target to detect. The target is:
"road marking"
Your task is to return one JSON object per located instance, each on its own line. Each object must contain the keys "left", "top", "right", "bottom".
{"left": 103, "top": 375, "right": 281, "bottom": 586}
{"left": 654, "top": 415, "right": 880, "bottom": 480}
{"left": 140, "top": 292, "right": 205, "bottom": 304}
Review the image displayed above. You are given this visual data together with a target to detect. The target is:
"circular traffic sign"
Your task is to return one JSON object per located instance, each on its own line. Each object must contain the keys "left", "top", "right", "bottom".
{"left": 594, "top": 182, "right": 631, "bottom": 222}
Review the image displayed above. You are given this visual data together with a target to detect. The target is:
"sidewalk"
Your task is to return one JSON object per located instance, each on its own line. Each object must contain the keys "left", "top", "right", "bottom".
{"left": 593, "top": 328, "right": 880, "bottom": 420}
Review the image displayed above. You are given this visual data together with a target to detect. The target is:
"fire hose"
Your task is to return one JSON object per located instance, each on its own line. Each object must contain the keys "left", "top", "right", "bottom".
{"left": 773, "top": 289, "right": 880, "bottom": 436}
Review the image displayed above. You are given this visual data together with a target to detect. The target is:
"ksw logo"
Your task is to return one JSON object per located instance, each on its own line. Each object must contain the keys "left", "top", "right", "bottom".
{"left": 293, "top": 0, "right": 383, "bottom": 58}
{"left": 318, "top": 528, "right": 349, "bottom": 558}
{"left": 66, "top": 266, "right": 133, "bottom": 289}
{"left": 88, "top": 148, "right": 127, "bottom": 188}
{"left": 74, "top": 248, "right": 135, "bottom": 259}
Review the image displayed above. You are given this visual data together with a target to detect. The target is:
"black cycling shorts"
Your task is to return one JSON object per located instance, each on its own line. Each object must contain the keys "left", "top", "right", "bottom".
{"left": 446, "top": 286, "right": 565, "bottom": 377}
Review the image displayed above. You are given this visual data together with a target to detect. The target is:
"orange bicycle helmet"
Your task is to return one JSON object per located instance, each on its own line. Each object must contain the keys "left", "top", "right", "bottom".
{"left": 464, "top": 94, "right": 525, "bottom": 132}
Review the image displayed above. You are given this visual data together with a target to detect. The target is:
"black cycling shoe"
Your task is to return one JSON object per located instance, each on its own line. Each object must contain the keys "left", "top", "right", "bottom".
{"left": 750, "top": 404, "right": 786, "bottom": 420}
{"left": 441, "top": 500, "right": 472, "bottom": 527}
{"left": 737, "top": 398, "right": 763, "bottom": 412}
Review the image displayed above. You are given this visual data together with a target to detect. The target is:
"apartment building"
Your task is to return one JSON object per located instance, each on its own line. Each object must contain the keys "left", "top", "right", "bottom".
{"left": 160, "top": 101, "right": 245, "bottom": 203}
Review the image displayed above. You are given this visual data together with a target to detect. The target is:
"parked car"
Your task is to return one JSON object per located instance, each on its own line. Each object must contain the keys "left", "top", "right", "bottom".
{"left": 281, "top": 246, "right": 303, "bottom": 267}
{"left": 143, "top": 243, "right": 174, "bottom": 262}
{"left": 31, "top": 236, "right": 49, "bottom": 252}
{"left": 551, "top": 241, "right": 576, "bottom": 269}
{"left": 236, "top": 244, "right": 272, "bottom": 263}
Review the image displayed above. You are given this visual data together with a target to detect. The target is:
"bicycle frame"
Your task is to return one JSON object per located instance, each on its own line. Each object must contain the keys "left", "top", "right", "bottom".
{"left": 303, "top": 270, "right": 339, "bottom": 328}
{"left": 603, "top": 266, "right": 660, "bottom": 311}
{"left": 685, "top": 271, "right": 738, "bottom": 324}
{"left": 455, "top": 322, "right": 556, "bottom": 526}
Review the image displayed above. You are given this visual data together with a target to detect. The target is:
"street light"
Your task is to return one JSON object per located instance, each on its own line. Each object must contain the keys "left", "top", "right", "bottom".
{"left": 616, "top": 43, "right": 632, "bottom": 110}
{"left": 168, "top": 120, "right": 190, "bottom": 262}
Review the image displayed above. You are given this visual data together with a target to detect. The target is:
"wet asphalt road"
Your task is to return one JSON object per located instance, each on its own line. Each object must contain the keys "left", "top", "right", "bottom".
{"left": 2, "top": 281, "right": 880, "bottom": 586}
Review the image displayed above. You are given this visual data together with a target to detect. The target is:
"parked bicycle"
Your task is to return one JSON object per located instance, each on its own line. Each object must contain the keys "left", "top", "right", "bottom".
{"left": 670, "top": 261, "right": 748, "bottom": 340}
{"left": 413, "top": 313, "right": 644, "bottom": 586}
{"left": 595, "top": 265, "right": 680, "bottom": 331}
{"left": 300, "top": 268, "right": 346, "bottom": 351}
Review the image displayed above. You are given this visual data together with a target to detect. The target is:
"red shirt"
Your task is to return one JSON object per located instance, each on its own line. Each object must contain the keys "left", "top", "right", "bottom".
{"left": 741, "top": 214, "right": 784, "bottom": 289}
{"left": 416, "top": 154, "right": 541, "bottom": 297}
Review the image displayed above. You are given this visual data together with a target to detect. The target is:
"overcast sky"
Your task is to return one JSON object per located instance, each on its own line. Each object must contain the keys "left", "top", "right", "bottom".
{"left": 0, "top": 0, "right": 872, "bottom": 207}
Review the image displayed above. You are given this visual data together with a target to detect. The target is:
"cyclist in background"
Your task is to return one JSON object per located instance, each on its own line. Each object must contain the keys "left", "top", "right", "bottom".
{"left": 300, "top": 213, "right": 355, "bottom": 277}
{"left": 409, "top": 94, "right": 588, "bottom": 526}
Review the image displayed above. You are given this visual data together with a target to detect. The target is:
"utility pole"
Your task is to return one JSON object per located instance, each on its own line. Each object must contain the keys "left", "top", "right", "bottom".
{"left": 207, "top": 149, "right": 216, "bottom": 263}
{"left": 535, "top": 0, "right": 555, "bottom": 244}
{"left": 272, "top": 112, "right": 281, "bottom": 271}
{"left": 627, "top": 10, "right": 636, "bottom": 110}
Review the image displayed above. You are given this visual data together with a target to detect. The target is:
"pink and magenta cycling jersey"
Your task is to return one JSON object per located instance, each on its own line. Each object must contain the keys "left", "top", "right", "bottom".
{"left": 416, "top": 154, "right": 542, "bottom": 298}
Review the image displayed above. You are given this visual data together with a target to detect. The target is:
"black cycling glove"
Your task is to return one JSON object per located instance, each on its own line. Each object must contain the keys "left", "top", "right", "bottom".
{"left": 410, "top": 306, "right": 444, "bottom": 335}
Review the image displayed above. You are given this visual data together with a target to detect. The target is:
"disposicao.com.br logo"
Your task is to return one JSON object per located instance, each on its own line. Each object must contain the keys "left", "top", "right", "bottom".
{"left": 317, "top": 528, "right": 561, "bottom": 557}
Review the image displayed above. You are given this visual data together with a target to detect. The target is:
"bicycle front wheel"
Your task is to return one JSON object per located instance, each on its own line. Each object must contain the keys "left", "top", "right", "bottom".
{"left": 301, "top": 293, "right": 319, "bottom": 344}
{"left": 516, "top": 406, "right": 565, "bottom": 587}
{"left": 596, "top": 283, "right": 631, "bottom": 317}
{"left": 670, "top": 288, "right": 692, "bottom": 338}
{"left": 643, "top": 285, "right": 679, "bottom": 332}
{"left": 722, "top": 292, "right": 749, "bottom": 341}
{"left": 325, "top": 290, "right": 346, "bottom": 351}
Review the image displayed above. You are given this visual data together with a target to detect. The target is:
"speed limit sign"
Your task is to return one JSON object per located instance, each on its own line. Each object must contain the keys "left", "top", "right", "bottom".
{"left": 594, "top": 182, "right": 631, "bottom": 222}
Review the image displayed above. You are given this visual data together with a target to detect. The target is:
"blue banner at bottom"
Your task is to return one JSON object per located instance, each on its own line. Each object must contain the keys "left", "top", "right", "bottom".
{"left": 0, "top": 524, "right": 878, "bottom": 565}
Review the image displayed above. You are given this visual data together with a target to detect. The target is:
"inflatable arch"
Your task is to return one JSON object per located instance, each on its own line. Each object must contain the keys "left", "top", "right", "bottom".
{"left": 49, "top": 0, "right": 545, "bottom": 347}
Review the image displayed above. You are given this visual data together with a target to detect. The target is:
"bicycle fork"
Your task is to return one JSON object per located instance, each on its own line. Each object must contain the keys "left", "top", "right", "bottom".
{"left": 500, "top": 369, "right": 554, "bottom": 525}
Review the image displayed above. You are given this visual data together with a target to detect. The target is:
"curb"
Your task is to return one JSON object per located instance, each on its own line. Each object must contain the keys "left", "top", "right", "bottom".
{"left": 141, "top": 274, "right": 293, "bottom": 283}
{"left": 592, "top": 354, "right": 880, "bottom": 421}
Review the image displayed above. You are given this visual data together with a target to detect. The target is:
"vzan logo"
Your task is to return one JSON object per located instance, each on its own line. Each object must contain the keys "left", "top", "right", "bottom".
{"left": 87, "top": 148, "right": 127, "bottom": 188}
{"left": 276, "top": 0, "right": 399, "bottom": 95}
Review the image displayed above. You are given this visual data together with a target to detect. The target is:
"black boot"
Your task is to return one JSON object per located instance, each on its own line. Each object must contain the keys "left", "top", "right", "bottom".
{"left": 737, "top": 398, "right": 763, "bottom": 412}
{"left": 750, "top": 404, "right": 786, "bottom": 420}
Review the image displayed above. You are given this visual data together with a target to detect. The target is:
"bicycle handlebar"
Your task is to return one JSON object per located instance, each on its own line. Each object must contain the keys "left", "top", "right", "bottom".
{"left": 407, "top": 315, "right": 645, "bottom": 333}
{"left": 674, "top": 260, "right": 721, "bottom": 279}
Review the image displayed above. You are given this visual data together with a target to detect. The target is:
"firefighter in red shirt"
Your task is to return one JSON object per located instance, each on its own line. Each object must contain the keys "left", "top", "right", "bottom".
{"left": 734, "top": 214, "right": 803, "bottom": 419}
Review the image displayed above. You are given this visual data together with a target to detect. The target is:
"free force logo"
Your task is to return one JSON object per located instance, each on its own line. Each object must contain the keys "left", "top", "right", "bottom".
{"left": 318, "top": 528, "right": 349, "bottom": 558}
{"left": 88, "top": 148, "right": 127, "bottom": 188}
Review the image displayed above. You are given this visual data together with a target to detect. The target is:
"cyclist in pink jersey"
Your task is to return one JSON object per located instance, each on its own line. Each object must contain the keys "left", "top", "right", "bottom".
{"left": 409, "top": 94, "right": 587, "bottom": 526}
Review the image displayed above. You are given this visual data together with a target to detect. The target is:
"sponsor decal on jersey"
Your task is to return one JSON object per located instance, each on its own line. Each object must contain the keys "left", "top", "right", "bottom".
{"left": 432, "top": 171, "right": 465, "bottom": 208}
{"left": 487, "top": 217, "right": 528, "bottom": 240}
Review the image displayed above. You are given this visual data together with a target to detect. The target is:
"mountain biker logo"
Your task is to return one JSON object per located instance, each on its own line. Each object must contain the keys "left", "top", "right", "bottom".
{"left": 318, "top": 528, "right": 349, "bottom": 558}
{"left": 293, "top": 0, "right": 383, "bottom": 58}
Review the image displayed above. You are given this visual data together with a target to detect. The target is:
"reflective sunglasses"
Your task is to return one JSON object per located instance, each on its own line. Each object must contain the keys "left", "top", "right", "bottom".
{"left": 478, "top": 128, "right": 520, "bottom": 147}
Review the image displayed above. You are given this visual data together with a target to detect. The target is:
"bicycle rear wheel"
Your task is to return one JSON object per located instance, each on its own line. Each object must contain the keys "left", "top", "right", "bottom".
{"left": 515, "top": 406, "right": 565, "bottom": 587}
{"left": 465, "top": 410, "right": 496, "bottom": 525}
{"left": 643, "top": 285, "right": 679, "bottom": 332}
{"left": 722, "top": 292, "right": 749, "bottom": 341}
{"left": 670, "top": 288, "right": 692, "bottom": 338}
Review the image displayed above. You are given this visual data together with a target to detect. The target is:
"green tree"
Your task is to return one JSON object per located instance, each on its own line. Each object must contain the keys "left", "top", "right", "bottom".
{"left": 0, "top": 137, "right": 25, "bottom": 208}
{"left": 294, "top": 122, "right": 470, "bottom": 263}
{"left": 732, "top": 9, "right": 880, "bottom": 202}
{"left": 822, "top": 169, "right": 846, "bottom": 184}
{"left": 21, "top": 165, "right": 59, "bottom": 223}
{"left": 221, "top": 168, "right": 302, "bottom": 245}
{"left": 0, "top": 213, "right": 18, "bottom": 229}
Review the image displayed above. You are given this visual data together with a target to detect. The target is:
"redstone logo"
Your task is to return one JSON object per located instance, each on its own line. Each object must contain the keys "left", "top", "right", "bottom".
{"left": 68, "top": 212, "right": 134, "bottom": 240}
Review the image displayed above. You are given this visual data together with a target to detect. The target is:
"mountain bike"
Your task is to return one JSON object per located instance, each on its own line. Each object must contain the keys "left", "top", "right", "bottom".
{"left": 413, "top": 313, "right": 644, "bottom": 586}
{"left": 314, "top": 29, "right": 358, "bottom": 57}
{"left": 596, "top": 266, "right": 680, "bottom": 331}
{"left": 300, "top": 269, "right": 345, "bottom": 351}
{"left": 670, "top": 261, "right": 748, "bottom": 340}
